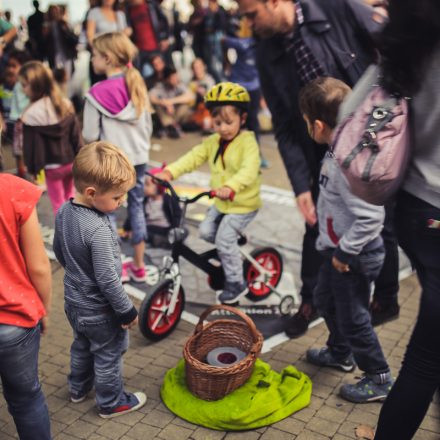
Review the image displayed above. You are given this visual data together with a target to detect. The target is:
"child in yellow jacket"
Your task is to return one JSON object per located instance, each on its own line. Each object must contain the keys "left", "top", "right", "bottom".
{"left": 157, "top": 82, "right": 261, "bottom": 303}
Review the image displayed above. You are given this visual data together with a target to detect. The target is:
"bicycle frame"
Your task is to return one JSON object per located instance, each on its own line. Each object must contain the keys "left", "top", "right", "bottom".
{"left": 148, "top": 172, "right": 285, "bottom": 315}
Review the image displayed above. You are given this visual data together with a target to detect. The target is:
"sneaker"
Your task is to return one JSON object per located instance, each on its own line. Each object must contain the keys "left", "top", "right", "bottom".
{"left": 370, "top": 300, "right": 400, "bottom": 326}
{"left": 166, "top": 125, "right": 181, "bottom": 139}
{"left": 306, "top": 347, "right": 356, "bottom": 372}
{"left": 70, "top": 391, "right": 89, "bottom": 404}
{"left": 285, "top": 302, "right": 320, "bottom": 338}
{"left": 124, "top": 261, "right": 146, "bottom": 283}
{"left": 219, "top": 282, "right": 248, "bottom": 304}
{"left": 99, "top": 392, "right": 147, "bottom": 419}
{"left": 121, "top": 263, "right": 130, "bottom": 284}
{"left": 339, "top": 373, "right": 394, "bottom": 403}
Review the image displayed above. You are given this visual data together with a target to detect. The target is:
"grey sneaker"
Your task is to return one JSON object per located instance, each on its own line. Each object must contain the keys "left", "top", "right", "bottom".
{"left": 339, "top": 373, "right": 394, "bottom": 403}
{"left": 219, "top": 282, "right": 248, "bottom": 304}
{"left": 306, "top": 347, "right": 356, "bottom": 372}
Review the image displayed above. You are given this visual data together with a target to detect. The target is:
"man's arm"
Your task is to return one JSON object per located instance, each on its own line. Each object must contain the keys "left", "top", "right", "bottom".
{"left": 257, "top": 43, "right": 311, "bottom": 196}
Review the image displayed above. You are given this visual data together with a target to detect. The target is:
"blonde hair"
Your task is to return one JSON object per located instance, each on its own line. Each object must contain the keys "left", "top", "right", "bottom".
{"left": 92, "top": 32, "right": 152, "bottom": 116}
{"left": 73, "top": 141, "right": 136, "bottom": 193}
{"left": 19, "top": 61, "right": 72, "bottom": 119}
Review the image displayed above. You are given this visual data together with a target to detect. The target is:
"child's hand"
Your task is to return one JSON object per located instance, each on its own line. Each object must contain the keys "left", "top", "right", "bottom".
{"left": 122, "top": 316, "right": 138, "bottom": 329}
{"left": 154, "top": 170, "right": 173, "bottom": 182}
{"left": 332, "top": 256, "right": 350, "bottom": 273}
{"left": 215, "top": 186, "right": 234, "bottom": 200}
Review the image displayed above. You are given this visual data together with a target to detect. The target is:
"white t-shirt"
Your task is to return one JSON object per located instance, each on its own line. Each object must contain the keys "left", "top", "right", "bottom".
{"left": 88, "top": 7, "right": 128, "bottom": 36}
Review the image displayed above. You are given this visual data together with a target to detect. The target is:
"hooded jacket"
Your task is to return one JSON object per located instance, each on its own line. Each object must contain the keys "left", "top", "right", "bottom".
{"left": 22, "top": 97, "right": 83, "bottom": 175}
{"left": 166, "top": 131, "right": 261, "bottom": 214}
{"left": 82, "top": 75, "right": 152, "bottom": 166}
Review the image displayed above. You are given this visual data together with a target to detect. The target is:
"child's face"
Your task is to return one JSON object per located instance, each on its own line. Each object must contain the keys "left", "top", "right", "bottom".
{"left": 90, "top": 187, "right": 128, "bottom": 213}
{"left": 91, "top": 49, "right": 108, "bottom": 75}
{"left": 20, "top": 78, "right": 32, "bottom": 99}
{"left": 212, "top": 106, "right": 245, "bottom": 141}
{"left": 144, "top": 176, "right": 159, "bottom": 197}
{"left": 5, "top": 58, "right": 21, "bottom": 85}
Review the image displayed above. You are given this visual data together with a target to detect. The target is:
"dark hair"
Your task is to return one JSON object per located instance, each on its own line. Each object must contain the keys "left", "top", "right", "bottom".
{"left": 210, "top": 105, "right": 243, "bottom": 118}
{"left": 8, "top": 49, "right": 32, "bottom": 66}
{"left": 163, "top": 66, "right": 177, "bottom": 80}
{"left": 33, "top": 0, "right": 39, "bottom": 9}
{"left": 379, "top": 0, "right": 440, "bottom": 96}
{"left": 298, "top": 77, "right": 351, "bottom": 129}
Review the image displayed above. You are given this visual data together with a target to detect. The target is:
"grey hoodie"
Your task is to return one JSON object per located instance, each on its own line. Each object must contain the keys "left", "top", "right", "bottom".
{"left": 316, "top": 152, "right": 384, "bottom": 264}
{"left": 83, "top": 93, "right": 152, "bottom": 167}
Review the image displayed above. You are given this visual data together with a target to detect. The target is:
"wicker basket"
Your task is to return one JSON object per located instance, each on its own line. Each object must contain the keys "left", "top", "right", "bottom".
{"left": 183, "top": 304, "right": 263, "bottom": 401}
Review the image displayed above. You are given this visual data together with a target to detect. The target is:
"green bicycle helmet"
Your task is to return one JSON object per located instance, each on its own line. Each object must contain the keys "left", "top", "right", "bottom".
{"left": 204, "top": 82, "right": 250, "bottom": 111}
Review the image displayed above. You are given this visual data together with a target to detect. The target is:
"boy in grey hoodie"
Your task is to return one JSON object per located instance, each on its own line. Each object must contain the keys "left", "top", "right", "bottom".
{"left": 299, "top": 77, "right": 393, "bottom": 403}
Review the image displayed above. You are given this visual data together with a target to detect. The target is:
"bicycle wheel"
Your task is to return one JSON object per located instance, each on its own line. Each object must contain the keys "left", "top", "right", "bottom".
{"left": 243, "top": 247, "right": 283, "bottom": 301}
{"left": 139, "top": 279, "right": 185, "bottom": 341}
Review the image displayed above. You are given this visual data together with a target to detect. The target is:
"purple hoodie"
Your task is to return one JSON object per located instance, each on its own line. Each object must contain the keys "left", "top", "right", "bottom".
{"left": 89, "top": 75, "right": 129, "bottom": 114}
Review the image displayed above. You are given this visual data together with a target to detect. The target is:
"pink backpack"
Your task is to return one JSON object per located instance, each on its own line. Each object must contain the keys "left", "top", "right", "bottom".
{"left": 332, "top": 86, "right": 411, "bottom": 205}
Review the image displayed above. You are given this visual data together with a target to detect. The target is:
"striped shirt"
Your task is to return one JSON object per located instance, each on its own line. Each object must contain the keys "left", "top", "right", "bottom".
{"left": 53, "top": 200, "right": 137, "bottom": 325}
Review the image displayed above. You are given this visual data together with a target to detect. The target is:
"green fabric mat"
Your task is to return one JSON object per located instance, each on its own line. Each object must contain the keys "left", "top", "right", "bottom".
{"left": 160, "top": 358, "right": 312, "bottom": 431}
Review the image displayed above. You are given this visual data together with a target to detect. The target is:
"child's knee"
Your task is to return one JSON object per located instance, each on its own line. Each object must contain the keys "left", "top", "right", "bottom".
{"left": 199, "top": 223, "right": 216, "bottom": 243}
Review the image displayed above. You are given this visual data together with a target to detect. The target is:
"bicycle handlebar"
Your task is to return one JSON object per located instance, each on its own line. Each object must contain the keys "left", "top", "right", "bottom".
{"left": 147, "top": 172, "right": 224, "bottom": 204}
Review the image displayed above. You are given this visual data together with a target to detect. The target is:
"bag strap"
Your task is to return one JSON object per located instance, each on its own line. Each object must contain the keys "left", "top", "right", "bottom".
{"left": 342, "top": 97, "right": 397, "bottom": 181}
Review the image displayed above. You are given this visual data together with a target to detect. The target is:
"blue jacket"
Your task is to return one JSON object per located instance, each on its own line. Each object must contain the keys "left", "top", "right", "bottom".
{"left": 256, "top": 0, "right": 383, "bottom": 196}
{"left": 224, "top": 36, "right": 260, "bottom": 92}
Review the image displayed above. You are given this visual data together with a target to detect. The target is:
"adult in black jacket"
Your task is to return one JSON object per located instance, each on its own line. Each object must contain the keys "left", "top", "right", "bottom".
{"left": 238, "top": 0, "right": 399, "bottom": 337}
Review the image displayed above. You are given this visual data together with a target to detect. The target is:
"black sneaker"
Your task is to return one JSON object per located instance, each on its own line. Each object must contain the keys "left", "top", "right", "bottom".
{"left": 370, "top": 300, "right": 400, "bottom": 326}
{"left": 285, "top": 302, "right": 319, "bottom": 338}
{"left": 306, "top": 347, "right": 356, "bottom": 372}
{"left": 219, "top": 282, "right": 248, "bottom": 304}
{"left": 339, "top": 373, "right": 394, "bottom": 403}
{"left": 166, "top": 125, "right": 181, "bottom": 139}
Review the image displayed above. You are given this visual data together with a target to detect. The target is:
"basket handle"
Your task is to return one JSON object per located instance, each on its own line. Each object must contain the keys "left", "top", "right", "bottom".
{"left": 194, "top": 305, "right": 262, "bottom": 351}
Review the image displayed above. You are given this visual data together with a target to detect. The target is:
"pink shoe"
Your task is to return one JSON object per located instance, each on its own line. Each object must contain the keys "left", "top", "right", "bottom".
{"left": 126, "top": 262, "right": 146, "bottom": 283}
{"left": 121, "top": 262, "right": 130, "bottom": 284}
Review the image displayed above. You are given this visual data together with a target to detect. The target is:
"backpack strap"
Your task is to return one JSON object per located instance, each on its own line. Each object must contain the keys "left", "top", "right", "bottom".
{"left": 342, "top": 97, "right": 397, "bottom": 180}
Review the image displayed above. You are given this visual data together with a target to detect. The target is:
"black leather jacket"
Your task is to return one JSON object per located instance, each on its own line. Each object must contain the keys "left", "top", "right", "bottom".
{"left": 257, "top": 0, "right": 383, "bottom": 196}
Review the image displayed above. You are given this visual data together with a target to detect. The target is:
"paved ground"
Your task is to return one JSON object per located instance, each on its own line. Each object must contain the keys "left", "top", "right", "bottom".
{"left": 1, "top": 134, "right": 439, "bottom": 439}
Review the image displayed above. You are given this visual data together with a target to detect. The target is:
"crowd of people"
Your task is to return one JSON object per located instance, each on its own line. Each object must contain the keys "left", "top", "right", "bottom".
{"left": 0, "top": 0, "right": 439, "bottom": 439}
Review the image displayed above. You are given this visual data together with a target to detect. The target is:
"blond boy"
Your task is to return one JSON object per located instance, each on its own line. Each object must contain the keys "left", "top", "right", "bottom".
{"left": 53, "top": 142, "right": 147, "bottom": 418}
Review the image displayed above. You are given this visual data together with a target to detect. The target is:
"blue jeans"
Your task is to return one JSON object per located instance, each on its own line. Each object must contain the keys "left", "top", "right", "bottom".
{"left": 199, "top": 205, "right": 257, "bottom": 284}
{"left": 314, "top": 246, "right": 389, "bottom": 375}
{"left": 0, "top": 324, "right": 51, "bottom": 440}
{"left": 375, "top": 191, "right": 440, "bottom": 440}
{"left": 109, "top": 163, "right": 147, "bottom": 245}
{"left": 65, "top": 304, "right": 129, "bottom": 411}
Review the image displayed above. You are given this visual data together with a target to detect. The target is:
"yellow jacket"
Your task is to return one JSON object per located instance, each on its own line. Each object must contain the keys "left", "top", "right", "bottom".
{"left": 166, "top": 130, "right": 262, "bottom": 214}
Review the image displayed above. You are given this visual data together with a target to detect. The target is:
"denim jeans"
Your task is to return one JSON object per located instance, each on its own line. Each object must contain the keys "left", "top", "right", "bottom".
{"left": 0, "top": 324, "right": 51, "bottom": 440}
{"left": 375, "top": 191, "right": 440, "bottom": 440}
{"left": 109, "top": 163, "right": 147, "bottom": 245}
{"left": 199, "top": 205, "right": 257, "bottom": 284}
{"left": 65, "top": 304, "right": 129, "bottom": 411}
{"left": 314, "top": 246, "right": 389, "bottom": 375}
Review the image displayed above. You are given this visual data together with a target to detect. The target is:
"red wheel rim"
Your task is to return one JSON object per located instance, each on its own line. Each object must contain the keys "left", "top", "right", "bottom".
{"left": 247, "top": 252, "right": 282, "bottom": 297}
{"left": 147, "top": 288, "right": 183, "bottom": 335}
